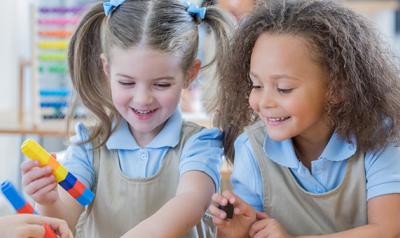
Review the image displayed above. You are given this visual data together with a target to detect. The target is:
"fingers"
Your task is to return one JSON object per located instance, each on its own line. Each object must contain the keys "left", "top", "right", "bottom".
{"left": 22, "top": 159, "right": 56, "bottom": 198}
{"left": 253, "top": 229, "right": 269, "bottom": 238}
{"left": 47, "top": 219, "right": 73, "bottom": 238}
{"left": 17, "top": 224, "right": 46, "bottom": 238}
{"left": 222, "top": 191, "right": 254, "bottom": 218}
{"left": 249, "top": 219, "right": 267, "bottom": 237}
{"left": 25, "top": 215, "right": 73, "bottom": 238}
{"left": 20, "top": 160, "right": 39, "bottom": 174}
{"left": 256, "top": 211, "right": 269, "bottom": 220}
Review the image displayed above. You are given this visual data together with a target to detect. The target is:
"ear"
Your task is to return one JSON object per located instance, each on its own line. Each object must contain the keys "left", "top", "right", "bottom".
{"left": 100, "top": 53, "right": 110, "bottom": 79}
{"left": 184, "top": 59, "right": 201, "bottom": 89}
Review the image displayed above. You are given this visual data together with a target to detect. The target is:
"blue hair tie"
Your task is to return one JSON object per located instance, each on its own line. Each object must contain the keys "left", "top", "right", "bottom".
{"left": 186, "top": 3, "right": 207, "bottom": 20}
{"left": 103, "top": 0, "right": 126, "bottom": 16}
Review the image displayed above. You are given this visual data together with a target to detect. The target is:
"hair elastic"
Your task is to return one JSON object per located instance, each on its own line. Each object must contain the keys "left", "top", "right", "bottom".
{"left": 103, "top": 0, "right": 126, "bottom": 16}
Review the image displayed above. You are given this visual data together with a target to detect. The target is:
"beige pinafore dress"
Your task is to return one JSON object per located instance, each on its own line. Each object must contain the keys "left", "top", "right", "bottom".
{"left": 245, "top": 121, "right": 367, "bottom": 235}
{"left": 75, "top": 121, "right": 215, "bottom": 238}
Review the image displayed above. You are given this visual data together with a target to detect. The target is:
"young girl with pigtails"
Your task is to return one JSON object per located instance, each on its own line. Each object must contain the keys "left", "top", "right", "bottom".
{"left": 21, "top": 0, "right": 233, "bottom": 237}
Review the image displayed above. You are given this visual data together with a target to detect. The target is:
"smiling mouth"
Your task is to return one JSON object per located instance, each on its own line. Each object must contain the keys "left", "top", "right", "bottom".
{"left": 267, "top": 116, "right": 291, "bottom": 122}
{"left": 132, "top": 108, "right": 157, "bottom": 114}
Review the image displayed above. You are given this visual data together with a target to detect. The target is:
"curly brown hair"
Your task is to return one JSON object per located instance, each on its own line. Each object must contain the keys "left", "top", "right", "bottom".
{"left": 214, "top": 0, "right": 400, "bottom": 161}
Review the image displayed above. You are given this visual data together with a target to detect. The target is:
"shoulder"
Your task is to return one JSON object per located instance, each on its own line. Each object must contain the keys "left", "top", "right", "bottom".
{"left": 364, "top": 144, "right": 400, "bottom": 199}
{"left": 365, "top": 144, "right": 400, "bottom": 168}
{"left": 70, "top": 122, "right": 92, "bottom": 144}
{"left": 184, "top": 125, "right": 223, "bottom": 149}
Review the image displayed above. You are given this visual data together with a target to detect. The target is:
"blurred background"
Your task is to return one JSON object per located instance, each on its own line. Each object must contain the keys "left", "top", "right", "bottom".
{"left": 0, "top": 0, "right": 399, "bottom": 216}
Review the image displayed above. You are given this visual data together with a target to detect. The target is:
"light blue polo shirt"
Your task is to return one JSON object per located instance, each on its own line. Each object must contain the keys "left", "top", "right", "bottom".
{"left": 63, "top": 110, "right": 223, "bottom": 191}
{"left": 231, "top": 131, "right": 400, "bottom": 211}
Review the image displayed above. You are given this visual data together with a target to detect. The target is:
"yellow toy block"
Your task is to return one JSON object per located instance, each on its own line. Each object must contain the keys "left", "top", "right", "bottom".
{"left": 47, "top": 156, "right": 61, "bottom": 171}
{"left": 54, "top": 166, "right": 68, "bottom": 182}
{"left": 21, "top": 139, "right": 52, "bottom": 166}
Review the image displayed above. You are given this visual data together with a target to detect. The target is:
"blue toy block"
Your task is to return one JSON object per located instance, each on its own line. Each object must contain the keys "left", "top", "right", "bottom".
{"left": 76, "top": 188, "right": 95, "bottom": 206}
{"left": 59, "top": 172, "right": 77, "bottom": 190}
{"left": 0, "top": 181, "right": 26, "bottom": 210}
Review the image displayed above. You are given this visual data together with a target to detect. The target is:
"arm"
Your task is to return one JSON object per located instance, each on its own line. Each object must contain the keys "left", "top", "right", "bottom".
{"left": 122, "top": 171, "right": 214, "bottom": 238}
{"left": 297, "top": 194, "right": 400, "bottom": 238}
{"left": 249, "top": 194, "right": 400, "bottom": 238}
{"left": 36, "top": 187, "right": 84, "bottom": 230}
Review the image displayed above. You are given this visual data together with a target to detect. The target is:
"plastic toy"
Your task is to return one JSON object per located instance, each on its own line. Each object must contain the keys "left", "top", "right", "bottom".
{"left": 0, "top": 180, "right": 56, "bottom": 238}
{"left": 21, "top": 139, "right": 94, "bottom": 206}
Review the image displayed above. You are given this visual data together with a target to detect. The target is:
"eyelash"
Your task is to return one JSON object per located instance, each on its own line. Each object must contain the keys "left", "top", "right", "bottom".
{"left": 277, "top": 88, "right": 293, "bottom": 94}
{"left": 251, "top": 85, "right": 293, "bottom": 94}
{"left": 118, "top": 82, "right": 171, "bottom": 88}
{"left": 119, "top": 81, "right": 134, "bottom": 86}
{"left": 155, "top": 84, "right": 170, "bottom": 88}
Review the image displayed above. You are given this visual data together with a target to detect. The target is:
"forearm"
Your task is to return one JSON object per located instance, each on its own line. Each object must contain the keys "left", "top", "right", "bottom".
{"left": 297, "top": 224, "right": 399, "bottom": 238}
{"left": 122, "top": 192, "right": 208, "bottom": 238}
{"left": 36, "top": 188, "right": 82, "bottom": 230}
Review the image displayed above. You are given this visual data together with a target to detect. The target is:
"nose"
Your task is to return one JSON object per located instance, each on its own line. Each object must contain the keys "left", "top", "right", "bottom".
{"left": 134, "top": 88, "right": 153, "bottom": 106}
{"left": 259, "top": 89, "right": 276, "bottom": 109}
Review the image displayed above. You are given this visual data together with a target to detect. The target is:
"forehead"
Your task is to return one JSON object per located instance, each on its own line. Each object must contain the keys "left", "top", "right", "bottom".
{"left": 108, "top": 45, "right": 183, "bottom": 75}
{"left": 250, "top": 33, "right": 323, "bottom": 77}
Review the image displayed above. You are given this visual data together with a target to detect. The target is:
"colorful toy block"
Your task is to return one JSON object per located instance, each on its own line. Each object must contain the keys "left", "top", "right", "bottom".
{"left": 1, "top": 180, "right": 56, "bottom": 238}
{"left": 21, "top": 139, "right": 95, "bottom": 206}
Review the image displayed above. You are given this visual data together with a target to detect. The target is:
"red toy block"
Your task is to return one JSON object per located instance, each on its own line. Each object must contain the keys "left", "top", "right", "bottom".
{"left": 67, "top": 180, "right": 85, "bottom": 198}
{"left": 43, "top": 223, "right": 57, "bottom": 238}
{"left": 17, "top": 203, "right": 35, "bottom": 214}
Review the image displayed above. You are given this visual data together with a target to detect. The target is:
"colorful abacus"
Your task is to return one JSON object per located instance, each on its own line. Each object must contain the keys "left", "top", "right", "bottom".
{"left": 21, "top": 139, "right": 95, "bottom": 206}
{"left": 0, "top": 180, "right": 56, "bottom": 238}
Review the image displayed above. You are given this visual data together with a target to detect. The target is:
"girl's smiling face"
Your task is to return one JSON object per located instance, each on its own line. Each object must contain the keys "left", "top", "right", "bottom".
{"left": 102, "top": 46, "right": 194, "bottom": 145}
{"left": 249, "top": 33, "right": 332, "bottom": 143}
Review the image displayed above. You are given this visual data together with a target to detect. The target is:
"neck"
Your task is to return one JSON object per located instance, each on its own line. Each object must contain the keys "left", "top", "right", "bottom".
{"left": 293, "top": 128, "right": 334, "bottom": 169}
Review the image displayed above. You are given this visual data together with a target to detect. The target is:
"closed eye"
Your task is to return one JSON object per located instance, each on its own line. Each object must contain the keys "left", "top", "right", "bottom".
{"left": 277, "top": 88, "right": 293, "bottom": 94}
{"left": 119, "top": 81, "right": 135, "bottom": 86}
{"left": 154, "top": 83, "right": 171, "bottom": 88}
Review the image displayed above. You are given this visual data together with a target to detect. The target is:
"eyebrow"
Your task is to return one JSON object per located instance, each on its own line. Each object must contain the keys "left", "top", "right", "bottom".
{"left": 116, "top": 73, "right": 175, "bottom": 80}
{"left": 249, "top": 72, "right": 299, "bottom": 81}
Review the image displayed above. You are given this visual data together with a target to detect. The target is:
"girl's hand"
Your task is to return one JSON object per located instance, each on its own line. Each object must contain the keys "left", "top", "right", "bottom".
{"left": 209, "top": 190, "right": 257, "bottom": 238}
{"left": 0, "top": 214, "right": 73, "bottom": 238}
{"left": 249, "top": 212, "right": 294, "bottom": 238}
{"left": 21, "top": 159, "right": 59, "bottom": 206}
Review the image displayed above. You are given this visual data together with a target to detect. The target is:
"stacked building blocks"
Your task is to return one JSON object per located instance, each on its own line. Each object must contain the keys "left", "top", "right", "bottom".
{"left": 1, "top": 180, "right": 56, "bottom": 238}
{"left": 21, "top": 139, "right": 95, "bottom": 206}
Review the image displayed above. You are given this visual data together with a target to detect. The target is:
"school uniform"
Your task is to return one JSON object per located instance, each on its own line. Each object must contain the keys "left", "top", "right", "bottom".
{"left": 232, "top": 120, "right": 400, "bottom": 235}
{"left": 63, "top": 110, "right": 223, "bottom": 237}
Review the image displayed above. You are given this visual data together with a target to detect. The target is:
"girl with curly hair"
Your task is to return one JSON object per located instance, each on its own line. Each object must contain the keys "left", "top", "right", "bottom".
{"left": 209, "top": 0, "right": 400, "bottom": 237}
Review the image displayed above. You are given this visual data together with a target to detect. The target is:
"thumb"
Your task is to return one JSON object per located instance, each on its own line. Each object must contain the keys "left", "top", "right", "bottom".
{"left": 256, "top": 211, "right": 269, "bottom": 220}
{"left": 18, "top": 224, "right": 45, "bottom": 238}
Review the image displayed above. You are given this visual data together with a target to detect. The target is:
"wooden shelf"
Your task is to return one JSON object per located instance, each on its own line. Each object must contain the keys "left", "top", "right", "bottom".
{"left": 0, "top": 112, "right": 71, "bottom": 137}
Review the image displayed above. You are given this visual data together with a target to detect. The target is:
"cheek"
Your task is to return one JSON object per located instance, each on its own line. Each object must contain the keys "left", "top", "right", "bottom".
{"left": 249, "top": 92, "right": 259, "bottom": 112}
{"left": 158, "top": 90, "right": 181, "bottom": 106}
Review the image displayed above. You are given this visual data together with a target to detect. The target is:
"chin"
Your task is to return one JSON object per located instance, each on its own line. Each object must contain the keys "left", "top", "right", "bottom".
{"left": 267, "top": 131, "right": 290, "bottom": 141}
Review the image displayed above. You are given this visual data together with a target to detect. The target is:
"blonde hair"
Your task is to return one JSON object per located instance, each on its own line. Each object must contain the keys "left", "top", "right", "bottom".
{"left": 67, "top": 0, "right": 233, "bottom": 147}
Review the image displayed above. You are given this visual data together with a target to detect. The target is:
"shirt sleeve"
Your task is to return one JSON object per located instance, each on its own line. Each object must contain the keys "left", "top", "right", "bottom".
{"left": 230, "top": 133, "right": 264, "bottom": 212}
{"left": 365, "top": 144, "right": 400, "bottom": 200}
{"left": 179, "top": 127, "right": 223, "bottom": 192}
{"left": 62, "top": 123, "right": 95, "bottom": 189}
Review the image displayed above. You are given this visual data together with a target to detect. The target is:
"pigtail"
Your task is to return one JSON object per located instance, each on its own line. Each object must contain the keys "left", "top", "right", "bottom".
{"left": 198, "top": 5, "right": 235, "bottom": 131}
{"left": 67, "top": 3, "right": 119, "bottom": 147}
